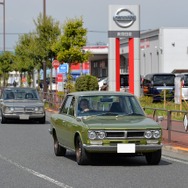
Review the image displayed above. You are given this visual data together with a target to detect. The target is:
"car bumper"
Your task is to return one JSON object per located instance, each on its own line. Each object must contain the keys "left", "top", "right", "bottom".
{"left": 83, "top": 144, "right": 163, "bottom": 153}
{"left": 3, "top": 113, "right": 45, "bottom": 120}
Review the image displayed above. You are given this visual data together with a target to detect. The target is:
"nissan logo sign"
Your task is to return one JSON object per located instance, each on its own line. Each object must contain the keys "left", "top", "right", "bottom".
{"left": 113, "top": 8, "right": 136, "bottom": 28}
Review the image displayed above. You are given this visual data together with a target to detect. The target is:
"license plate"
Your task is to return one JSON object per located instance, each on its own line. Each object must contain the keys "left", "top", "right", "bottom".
{"left": 117, "top": 143, "right": 136, "bottom": 153}
{"left": 19, "top": 115, "right": 29, "bottom": 120}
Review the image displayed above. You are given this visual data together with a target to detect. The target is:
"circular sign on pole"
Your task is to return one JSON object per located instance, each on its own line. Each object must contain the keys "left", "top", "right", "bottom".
{"left": 52, "top": 60, "right": 60, "bottom": 68}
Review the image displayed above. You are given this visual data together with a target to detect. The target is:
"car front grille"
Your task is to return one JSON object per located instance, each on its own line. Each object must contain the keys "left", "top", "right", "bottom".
{"left": 14, "top": 107, "right": 35, "bottom": 112}
{"left": 105, "top": 130, "right": 145, "bottom": 139}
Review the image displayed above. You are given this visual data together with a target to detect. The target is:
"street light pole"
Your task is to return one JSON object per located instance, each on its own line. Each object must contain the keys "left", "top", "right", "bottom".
{"left": 43, "top": 0, "right": 47, "bottom": 95}
{"left": 0, "top": 0, "right": 5, "bottom": 52}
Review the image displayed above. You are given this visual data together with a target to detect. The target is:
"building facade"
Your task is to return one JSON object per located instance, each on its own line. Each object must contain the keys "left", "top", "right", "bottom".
{"left": 121, "top": 27, "right": 188, "bottom": 76}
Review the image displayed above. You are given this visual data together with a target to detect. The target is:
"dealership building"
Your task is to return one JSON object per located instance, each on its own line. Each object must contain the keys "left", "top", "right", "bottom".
{"left": 88, "top": 27, "right": 188, "bottom": 79}
{"left": 120, "top": 27, "right": 188, "bottom": 76}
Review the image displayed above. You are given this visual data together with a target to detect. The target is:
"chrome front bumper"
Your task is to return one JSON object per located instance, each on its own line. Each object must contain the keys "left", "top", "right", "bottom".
{"left": 3, "top": 113, "right": 45, "bottom": 119}
{"left": 83, "top": 144, "right": 163, "bottom": 153}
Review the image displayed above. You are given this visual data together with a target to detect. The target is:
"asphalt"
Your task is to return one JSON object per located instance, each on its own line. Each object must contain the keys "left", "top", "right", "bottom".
{"left": 46, "top": 108, "right": 188, "bottom": 159}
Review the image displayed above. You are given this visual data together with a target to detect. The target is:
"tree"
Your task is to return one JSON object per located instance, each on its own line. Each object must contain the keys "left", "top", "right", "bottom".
{"left": 14, "top": 32, "right": 38, "bottom": 87}
{"left": 52, "top": 17, "right": 92, "bottom": 93}
{"left": 0, "top": 51, "right": 14, "bottom": 86}
{"left": 33, "top": 13, "right": 61, "bottom": 93}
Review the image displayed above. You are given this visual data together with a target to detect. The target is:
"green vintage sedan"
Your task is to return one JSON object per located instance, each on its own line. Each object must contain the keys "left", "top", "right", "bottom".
{"left": 49, "top": 91, "right": 162, "bottom": 165}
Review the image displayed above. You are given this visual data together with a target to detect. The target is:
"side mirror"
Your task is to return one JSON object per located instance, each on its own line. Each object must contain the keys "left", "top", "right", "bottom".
{"left": 183, "top": 115, "right": 188, "bottom": 132}
{"left": 156, "top": 116, "right": 164, "bottom": 124}
{"left": 76, "top": 117, "right": 83, "bottom": 122}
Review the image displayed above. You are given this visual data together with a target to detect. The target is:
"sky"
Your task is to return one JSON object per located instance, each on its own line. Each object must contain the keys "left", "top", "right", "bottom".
{"left": 0, "top": 0, "right": 188, "bottom": 51}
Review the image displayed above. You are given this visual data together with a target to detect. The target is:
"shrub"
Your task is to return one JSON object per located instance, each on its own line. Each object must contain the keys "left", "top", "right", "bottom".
{"left": 75, "top": 75, "right": 99, "bottom": 91}
{"left": 139, "top": 96, "right": 153, "bottom": 106}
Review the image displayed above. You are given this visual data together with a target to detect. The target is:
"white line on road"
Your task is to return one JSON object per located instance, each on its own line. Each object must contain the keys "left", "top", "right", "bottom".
{"left": 0, "top": 154, "right": 72, "bottom": 188}
{"left": 162, "top": 155, "right": 188, "bottom": 165}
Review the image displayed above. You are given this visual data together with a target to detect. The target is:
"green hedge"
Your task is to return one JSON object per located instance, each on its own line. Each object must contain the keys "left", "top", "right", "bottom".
{"left": 75, "top": 75, "right": 99, "bottom": 91}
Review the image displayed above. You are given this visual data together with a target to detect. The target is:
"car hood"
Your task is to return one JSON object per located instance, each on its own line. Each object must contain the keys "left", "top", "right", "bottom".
{"left": 2, "top": 100, "right": 44, "bottom": 107}
{"left": 82, "top": 116, "right": 160, "bottom": 129}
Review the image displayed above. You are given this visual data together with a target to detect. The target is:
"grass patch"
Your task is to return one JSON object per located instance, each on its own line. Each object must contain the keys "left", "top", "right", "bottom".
{"left": 139, "top": 96, "right": 188, "bottom": 120}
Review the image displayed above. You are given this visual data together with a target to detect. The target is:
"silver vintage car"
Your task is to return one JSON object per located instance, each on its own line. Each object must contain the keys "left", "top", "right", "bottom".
{"left": 0, "top": 87, "right": 46, "bottom": 124}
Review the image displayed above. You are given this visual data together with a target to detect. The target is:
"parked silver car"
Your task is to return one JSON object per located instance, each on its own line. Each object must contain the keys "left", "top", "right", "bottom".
{"left": 0, "top": 87, "right": 46, "bottom": 124}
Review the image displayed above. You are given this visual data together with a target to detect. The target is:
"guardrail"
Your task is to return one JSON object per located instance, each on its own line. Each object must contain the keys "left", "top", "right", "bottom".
{"left": 39, "top": 91, "right": 64, "bottom": 110}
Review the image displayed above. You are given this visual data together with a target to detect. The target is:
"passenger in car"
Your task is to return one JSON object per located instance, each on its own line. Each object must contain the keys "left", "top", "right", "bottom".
{"left": 79, "top": 99, "right": 90, "bottom": 112}
{"left": 6, "top": 92, "right": 15, "bottom": 99}
{"left": 110, "top": 102, "right": 122, "bottom": 112}
{"left": 25, "top": 93, "right": 33, "bottom": 99}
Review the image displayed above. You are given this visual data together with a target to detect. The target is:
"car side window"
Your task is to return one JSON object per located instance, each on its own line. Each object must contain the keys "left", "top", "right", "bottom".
{"left": 68, "top": 97, "right": 75, "bottom": 116}
{"left": 59, "top": 96, "right": 73, "bottom": 114}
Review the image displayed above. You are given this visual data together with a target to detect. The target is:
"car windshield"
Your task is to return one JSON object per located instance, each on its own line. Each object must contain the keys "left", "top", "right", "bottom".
{"left": 184, "top": 75, "right": 188, "bottom": 85}
{"left": 153, "top": 75, "right": 175, "bottom": 86}
{"left": 77, "top": 95, "right": 145, "bottom": 117}
{"left": 3, "top": 88, "right": 39, "bottom": 100}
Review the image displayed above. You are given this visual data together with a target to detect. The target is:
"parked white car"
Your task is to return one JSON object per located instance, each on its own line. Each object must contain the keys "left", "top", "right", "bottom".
{"left": 98, "top": 77, "right": 108, "bottom": 91}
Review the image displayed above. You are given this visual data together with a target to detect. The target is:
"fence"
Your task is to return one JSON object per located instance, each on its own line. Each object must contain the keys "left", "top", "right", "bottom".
{"left": 39, "top": 91, "right": 64, "bottom": 110}
{"left": 143, "top": 107, "right": 188, "bottom": 145}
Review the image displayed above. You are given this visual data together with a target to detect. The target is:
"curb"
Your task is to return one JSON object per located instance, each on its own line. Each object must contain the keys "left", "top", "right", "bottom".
{"left": 163, "top": 145, "right": 188, "bottom": 154}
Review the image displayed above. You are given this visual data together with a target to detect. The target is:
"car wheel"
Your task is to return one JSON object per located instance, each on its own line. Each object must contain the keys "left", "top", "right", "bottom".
{"left": 39, "top": 116, "right": 46, "bottom": 124}
{"left": 75, "top": 136, "right": 89, "bottom": 165}
{"left": 53, "top": 134, "right": 66, "bottom": 156}
{"left": 1, "top": 113, "right": 7, "bottom": 124}
{"left": 145, "top": 149, "right": 161, "bottom": 165}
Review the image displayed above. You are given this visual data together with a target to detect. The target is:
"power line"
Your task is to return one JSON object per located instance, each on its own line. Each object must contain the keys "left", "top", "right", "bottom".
{"left": 0, "top": 30, "right": 107, "bottom": 35}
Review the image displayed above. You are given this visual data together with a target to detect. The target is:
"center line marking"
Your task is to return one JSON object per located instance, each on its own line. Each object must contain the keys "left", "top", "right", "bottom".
{"left": 0, "top": 154, "right": 72, "bottom": 188}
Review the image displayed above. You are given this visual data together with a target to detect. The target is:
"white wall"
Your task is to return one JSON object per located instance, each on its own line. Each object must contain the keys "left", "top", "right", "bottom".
{"left": 161, "top": 28, "right": 188, "bottom": 73}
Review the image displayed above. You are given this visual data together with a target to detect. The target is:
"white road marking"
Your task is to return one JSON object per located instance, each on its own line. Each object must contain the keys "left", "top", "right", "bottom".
{"left": 162, "top": 155, "right": 188, "bottom": 165}
{"left": 0, "top": 154, "right": 72, "bottom": 188}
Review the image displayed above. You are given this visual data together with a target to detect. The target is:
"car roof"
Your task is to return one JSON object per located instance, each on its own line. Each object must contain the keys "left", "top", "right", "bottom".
{"left": 67, "top": 91, "right": 134, "bottom": 97}
{"left": 3, "top": 87, "right": 36, "bottom": 90}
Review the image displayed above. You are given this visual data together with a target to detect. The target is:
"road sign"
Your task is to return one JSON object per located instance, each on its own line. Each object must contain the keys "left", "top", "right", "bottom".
{"left": 59, "top": 63, "right": 68, "bottom": 73}
{"left": 52, "top": 60, "right": 60, "bottom": 68}
{"left": 57, "top": 74, "right": 63, "bottom": 82}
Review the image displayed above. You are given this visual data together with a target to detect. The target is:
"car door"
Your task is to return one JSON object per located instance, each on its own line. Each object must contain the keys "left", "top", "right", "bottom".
{"left": 55, "top": 95, "right": 73, "bottom": 146}
{"left": 64, "top": 97, "right": 78, "bottom": 149}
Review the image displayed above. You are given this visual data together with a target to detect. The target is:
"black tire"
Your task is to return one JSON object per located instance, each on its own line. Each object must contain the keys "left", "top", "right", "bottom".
{"left": 1, "top": 114, "right": 7, "bottom": 124}
{"left": 53, "top": 134, "right": 66, "bottom": 156}
{"left": 145, "top": 149, "right": 161, "bottom": 165}
{"left": 39, "top": 116, "right": 46, "bottom": 124}
{"left": 75, "top": 136, "right": 89, "bottom": 165}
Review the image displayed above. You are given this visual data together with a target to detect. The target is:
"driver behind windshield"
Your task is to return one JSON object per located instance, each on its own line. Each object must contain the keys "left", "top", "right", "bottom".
{"left": 79, "top": 99, "right": 90, "bottom": 113}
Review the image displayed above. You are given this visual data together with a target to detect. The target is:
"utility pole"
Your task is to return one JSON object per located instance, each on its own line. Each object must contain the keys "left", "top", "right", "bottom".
{"left": 43, "top": 0, "right": 47, "bottom": 95}
{"left": 0, "top": 0, "right": 5, "bottom": 52}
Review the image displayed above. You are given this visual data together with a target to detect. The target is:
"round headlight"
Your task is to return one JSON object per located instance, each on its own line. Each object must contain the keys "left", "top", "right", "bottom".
{"left": 9, "top": 107, "right": 14, "bottom": 112}
{"left": 97, "top": 131, "right": 105, "bottom": 139}
{"left": 35, "top": 107, "right": 39, "bottom": 112}
{"left": 88, "top": 131, "right": 96, "bottom": 140}
{"left": 144, "top": 130, "right": 152, "bottom": 139}
{"left": 153, "top": 130, "right": 161, "bottom": 139}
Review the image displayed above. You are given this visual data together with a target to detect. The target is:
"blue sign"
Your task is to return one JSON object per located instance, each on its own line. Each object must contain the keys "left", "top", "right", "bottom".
{"left": 59, "top": 63, "right": 68, "bottom": 73}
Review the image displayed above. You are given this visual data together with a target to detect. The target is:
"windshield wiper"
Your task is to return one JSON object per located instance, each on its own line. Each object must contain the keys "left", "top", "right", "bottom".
{"left": 127, "top": 113, "right": 144, "bottom": 116}
{"left": 97, "top": 112, "right": 120, "bottom": 116}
